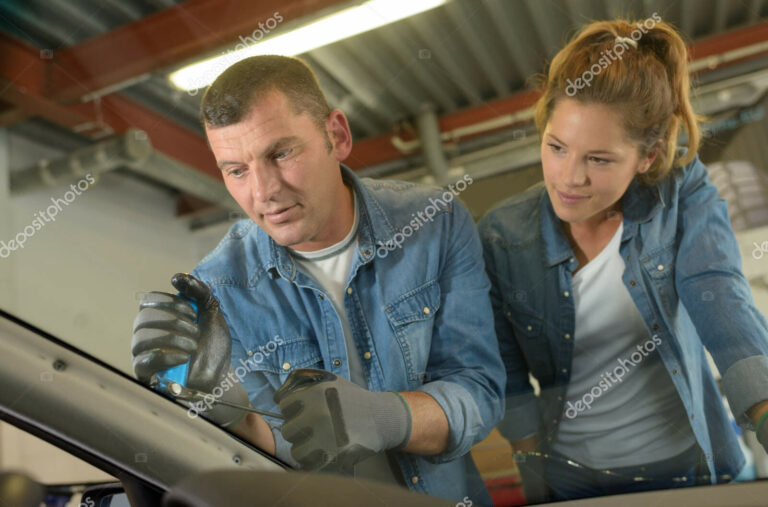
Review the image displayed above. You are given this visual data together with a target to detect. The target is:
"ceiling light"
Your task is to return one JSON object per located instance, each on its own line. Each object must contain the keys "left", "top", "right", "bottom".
{"left": 169, "top": 0, "right": 446, "bottom": 92}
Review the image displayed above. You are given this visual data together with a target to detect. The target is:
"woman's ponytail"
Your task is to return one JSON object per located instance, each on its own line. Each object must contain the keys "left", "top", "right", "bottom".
{"left": 534, "top": 16, "right": 702, "bottom": 184}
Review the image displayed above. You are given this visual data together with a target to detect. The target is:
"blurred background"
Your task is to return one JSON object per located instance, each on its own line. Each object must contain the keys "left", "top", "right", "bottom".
{"left": 1, "top": 0, "right": 767, "bottom": 504}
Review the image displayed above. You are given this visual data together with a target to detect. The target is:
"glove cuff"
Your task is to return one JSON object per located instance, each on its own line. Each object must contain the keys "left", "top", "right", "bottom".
{"left": 372, "top": 391, "right": 412, "bottom": 451}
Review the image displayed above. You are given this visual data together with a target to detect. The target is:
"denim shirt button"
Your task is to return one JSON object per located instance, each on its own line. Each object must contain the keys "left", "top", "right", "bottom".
{"left": 673, "top": 368, "right": 679, "bottom": 374}
{"left": 629, "top": 280, "right": 637, "bottom": 286}
{"left": 657, "top": 264, "right": 664, "bottom": 271}
{"left": 247, "top": 350, "right": 253, "bottom": 356}
{"left": 363, "top": 351, "right": 372, "bottom": 360}
{"left": 563, "top": 291, "right": 570, "bottom": 297}
{"left": 333, "top": 359, "right": 342, "bottom": 367}
{"left": 527, "top": 325, "right": 533, "bottom": 331}
{"left": 564, "top": 333, "right": 571, "bottom": 339}
{"left": 410, "top": 476, "right": 419, "bottom": 484}
{"left": 346, "top": 287, "right": 353, "bottom": 295}
{"left": 282, "top": 362, "right": 291, "bottom": 371}
{"left": 423, "top": 307, "right": 430, "bottom": 315}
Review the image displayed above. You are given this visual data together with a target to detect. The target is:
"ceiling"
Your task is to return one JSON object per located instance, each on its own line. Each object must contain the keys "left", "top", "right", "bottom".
{"left": 1, "top": 0, "right": 768, "bottom": 210}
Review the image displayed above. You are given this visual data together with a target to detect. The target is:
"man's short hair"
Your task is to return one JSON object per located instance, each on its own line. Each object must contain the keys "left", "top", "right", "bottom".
{"left": 201, "top": 55, "right": 332, "bottom": 130}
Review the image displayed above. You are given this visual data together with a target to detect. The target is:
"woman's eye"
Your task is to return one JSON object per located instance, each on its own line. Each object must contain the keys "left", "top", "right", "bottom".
{"left": 548, "top": 143, "right": 564, "bottom": 153}
{"left": 589, "top": 156, "right": 609, "bottom": 164}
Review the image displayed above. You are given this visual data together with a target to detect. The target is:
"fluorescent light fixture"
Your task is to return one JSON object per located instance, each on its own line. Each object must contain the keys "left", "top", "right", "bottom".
{"left": 169, "top": 0, "right": 446, "bottom": 91}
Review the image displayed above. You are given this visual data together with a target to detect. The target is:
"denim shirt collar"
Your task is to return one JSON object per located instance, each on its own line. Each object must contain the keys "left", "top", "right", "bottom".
{"left": 256, "top": 164, "right": 397, "bottom": 281}
{"left": 541, "top": 176, "right": 665, "bottom": 267}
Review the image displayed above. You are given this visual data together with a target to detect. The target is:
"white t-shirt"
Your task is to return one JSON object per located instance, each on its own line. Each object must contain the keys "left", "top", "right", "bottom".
{"left": 553, "top": 221, "right": 696, "bottom": 469}
{"left": 290, "top": 192, "right": 402, "bottom": 485}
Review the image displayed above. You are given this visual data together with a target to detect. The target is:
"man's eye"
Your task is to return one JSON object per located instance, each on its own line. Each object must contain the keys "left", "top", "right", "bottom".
{"left": 227, "top": 168, "right": 246, "bottom": 178}
{"left": 274, "top": 148, "right": 292, "bottom": 160}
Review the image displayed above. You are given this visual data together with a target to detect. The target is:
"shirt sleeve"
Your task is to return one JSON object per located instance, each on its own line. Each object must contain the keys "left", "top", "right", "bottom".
{"left": 674, "top": 156, "right": 768, "bottom": 429}
{"left": 478, "top": 214, "right": 542, "bottom": 443}
{"left": 417, "top": 198, "right": 507, "bottom": 463}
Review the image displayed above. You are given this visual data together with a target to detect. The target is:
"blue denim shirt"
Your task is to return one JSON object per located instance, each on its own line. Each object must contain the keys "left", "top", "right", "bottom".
{"left": 191, "top": 165, "right": 505, "bottom": 505}
{"left": 479, "top": 155, "right": 768, "bottom": 482}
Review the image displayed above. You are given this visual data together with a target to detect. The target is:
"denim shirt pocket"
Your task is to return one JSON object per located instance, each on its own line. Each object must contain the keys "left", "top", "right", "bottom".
{"left": 247, "top": 335, "right": 324, "bottom": 385}
{"left": 385, "top": 280, "right": 441, "bottom": 382}
{"left": 640, "top": 243, "right": 678, "bottom": 312}
{"left": 504, "top": 303, "right": 553, "bottom": 381}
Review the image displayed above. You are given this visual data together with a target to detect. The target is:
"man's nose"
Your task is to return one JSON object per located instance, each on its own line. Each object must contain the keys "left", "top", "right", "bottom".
{"left": 249, "top": 164, "right": 281, "bottom": 202}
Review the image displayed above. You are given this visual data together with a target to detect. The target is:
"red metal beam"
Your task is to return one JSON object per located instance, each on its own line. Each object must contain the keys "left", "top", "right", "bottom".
{"left": 0, "top": 33, "right": 219, "bottom": 178}
{"left": 347, "top": 20, "right": 768, "bottom": 170}
{"left": 49, "top": 0, "right": 353, "bottom": 104}
{"left": 689, "top": 19, "right": 768, "bottom": 61}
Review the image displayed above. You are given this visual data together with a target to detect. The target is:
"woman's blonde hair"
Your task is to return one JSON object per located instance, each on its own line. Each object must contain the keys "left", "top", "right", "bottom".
{"left": 534, "top": 16, "right": 701, "bottom": 184}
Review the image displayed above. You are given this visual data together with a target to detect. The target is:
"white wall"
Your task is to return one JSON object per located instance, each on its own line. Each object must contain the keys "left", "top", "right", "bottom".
{"left": 0, "top": 130, "right": 237, "bottom": 483}
{"left": 0, "top": 131, "right": 231, "bottom": 374}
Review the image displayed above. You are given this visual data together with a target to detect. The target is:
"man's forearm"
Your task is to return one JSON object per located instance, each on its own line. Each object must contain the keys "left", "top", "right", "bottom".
{"left": 748, "top": 400, "right": 768, "bottom": 426}
{"left": 400, "top": 391, "right": 450, "bottom": 455}
{"left": 230, "top": 413, "right": 276, "bottom": 455}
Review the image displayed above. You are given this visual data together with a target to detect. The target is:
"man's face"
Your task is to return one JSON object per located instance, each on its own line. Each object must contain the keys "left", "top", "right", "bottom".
{"left": 206, "top": 90, "right": 353, "bottom": 251}
{"left": 541, "top": 98, "right": 655, "bottom": 226}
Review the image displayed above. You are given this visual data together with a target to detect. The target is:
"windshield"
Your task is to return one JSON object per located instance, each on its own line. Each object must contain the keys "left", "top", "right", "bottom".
{"left": 1, "top": 0, "right": 768, "bottom": 505}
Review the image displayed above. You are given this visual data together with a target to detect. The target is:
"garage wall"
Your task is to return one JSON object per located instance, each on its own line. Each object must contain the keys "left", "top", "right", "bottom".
{"left": 0, "top": 130, "right": 230, "bottom": 375}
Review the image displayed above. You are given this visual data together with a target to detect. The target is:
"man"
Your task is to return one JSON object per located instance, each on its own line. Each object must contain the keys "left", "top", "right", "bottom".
{"left": 131, "top": 55, "right": 504, "bottom": 504}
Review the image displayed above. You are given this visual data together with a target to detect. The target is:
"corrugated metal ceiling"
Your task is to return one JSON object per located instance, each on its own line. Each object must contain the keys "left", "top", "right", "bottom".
{"left": 1, "top": 0, "right": 767, "bottom": 141}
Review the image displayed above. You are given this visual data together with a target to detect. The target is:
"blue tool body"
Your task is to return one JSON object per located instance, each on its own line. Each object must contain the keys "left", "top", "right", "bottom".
{"left": 156, "top": 296, "right": 198, "bottom": 391}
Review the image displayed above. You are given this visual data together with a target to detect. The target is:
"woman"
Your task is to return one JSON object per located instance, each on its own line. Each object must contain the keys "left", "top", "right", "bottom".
{"left": 479, "top": 18, "right": 768, "bottom": 502}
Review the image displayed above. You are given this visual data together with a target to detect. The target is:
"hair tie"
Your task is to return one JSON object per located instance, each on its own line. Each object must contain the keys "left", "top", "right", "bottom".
{"left": 616, "top": 35, "right": 637, "bottom": 49}
{"left": 616, "top": 35, "right": 638, "bottom": 48}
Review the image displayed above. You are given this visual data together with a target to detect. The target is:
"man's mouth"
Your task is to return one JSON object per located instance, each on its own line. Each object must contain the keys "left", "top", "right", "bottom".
{"left": 263, "top": 205, "right": 298, "bottom": 224}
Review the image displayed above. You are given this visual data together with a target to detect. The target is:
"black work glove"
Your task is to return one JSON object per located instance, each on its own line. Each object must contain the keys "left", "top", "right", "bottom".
{"left": 131, "top": 273, "right": 247, "bottom": 427}
{"left": 273, "top": 369, "right": 412, "bottom": 472}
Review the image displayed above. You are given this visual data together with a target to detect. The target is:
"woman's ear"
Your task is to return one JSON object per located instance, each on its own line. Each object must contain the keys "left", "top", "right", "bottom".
{"left": 637, "top": 140, "right": 661, "bottom": 174}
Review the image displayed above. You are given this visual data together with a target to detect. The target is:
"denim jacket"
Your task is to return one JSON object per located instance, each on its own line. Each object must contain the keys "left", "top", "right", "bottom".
{"left": 479, "top": 155, "right": 768, "bottom": 482}
{"left": 191, "top": 165, "right": 505, "bottom": 504}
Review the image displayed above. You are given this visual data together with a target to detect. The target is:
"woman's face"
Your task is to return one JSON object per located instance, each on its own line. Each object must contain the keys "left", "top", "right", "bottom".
{"left": 541, "top": 98, "right": 656, "bottom": 226}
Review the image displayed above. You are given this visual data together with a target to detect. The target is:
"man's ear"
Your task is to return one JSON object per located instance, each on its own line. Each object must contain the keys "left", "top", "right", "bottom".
{"left": 325, "top": 110, "right": 353, "bottom": 161}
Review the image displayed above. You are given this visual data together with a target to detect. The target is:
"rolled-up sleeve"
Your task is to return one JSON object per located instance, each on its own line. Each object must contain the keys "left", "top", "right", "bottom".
{"left": 418, "top": 199, "right": 506, "bottom": 463}
{"left": 674, "top": 156, "right": 768, "bottom": 428}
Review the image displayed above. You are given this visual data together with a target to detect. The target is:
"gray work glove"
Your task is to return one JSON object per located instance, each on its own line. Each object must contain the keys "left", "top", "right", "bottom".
{"left": 273, "top": 369, "right": 412, "bottom": 472}
{"left": 131, "top": 272, "right": 248, "bottom": 427}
